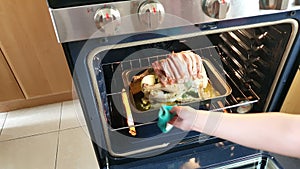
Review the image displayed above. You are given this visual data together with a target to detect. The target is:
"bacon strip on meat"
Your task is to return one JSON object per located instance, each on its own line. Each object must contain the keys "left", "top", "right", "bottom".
{"left": 166, "top": 57, "right": 182, "bottom": 83}
{"left": 180, "top": 51, "right": 193, "bottom": 78}
{"left": 189, "top": 52, "right": 198, "bottom": 79}
{"left": 151, "top": 61, "right": 167, "bottom": 86}
{"left": 169, "top": 52, "right": 189, "bottom": 82}
{"left": 160, "top": 59, "right": 175, "bottom": 84}
{"left": 152, "top": 51, "right": 208, "bottom": 86}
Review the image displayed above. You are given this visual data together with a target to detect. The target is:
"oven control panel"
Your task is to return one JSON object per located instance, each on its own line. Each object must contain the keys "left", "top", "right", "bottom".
{"left": 137, "top": 0, "right": 165, "bottom": 28}
{"left": 49, "top": 0, "right": 300, "bottom": 43}
{"left": 92, "top": 0, "right": 166, "bottom": 32}
{"left": 259, "top": 0, "right": 289, "bottom": 10}
{"left": 202, "top": 0, "right": 230, "bottom": 19}
{"left": 94, "top": 6, "right": 121, "bottom": 33}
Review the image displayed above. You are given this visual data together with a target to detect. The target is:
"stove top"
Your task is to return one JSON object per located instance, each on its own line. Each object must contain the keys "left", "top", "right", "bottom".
{"left": 47, "top": 0, "right": 127, "bottom": 8}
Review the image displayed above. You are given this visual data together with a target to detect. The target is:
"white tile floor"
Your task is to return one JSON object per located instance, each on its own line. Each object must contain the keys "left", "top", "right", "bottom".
{"left": 0, "top": 100, "right": 100, "bottom": 169}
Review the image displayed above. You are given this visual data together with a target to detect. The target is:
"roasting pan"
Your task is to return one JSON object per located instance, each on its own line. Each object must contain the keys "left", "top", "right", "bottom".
{"left": 122, "top": 59, "right": 232, "bottom": 113}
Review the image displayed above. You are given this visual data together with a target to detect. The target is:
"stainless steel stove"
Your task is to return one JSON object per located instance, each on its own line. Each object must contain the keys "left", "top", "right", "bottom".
{"left": 48, "top": 0, "right": 300, "bottom": 43}
{"left": 47, "top": 0, "right": 300, "bottom": 168}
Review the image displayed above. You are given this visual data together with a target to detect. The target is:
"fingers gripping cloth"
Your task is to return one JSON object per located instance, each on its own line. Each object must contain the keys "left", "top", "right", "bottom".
{"left": 157, "top": 105, "right": 176, "bottom": 133}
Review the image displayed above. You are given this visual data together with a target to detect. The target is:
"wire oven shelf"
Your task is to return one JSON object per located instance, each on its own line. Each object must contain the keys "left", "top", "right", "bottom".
{"left": 96, "top": 46, "right": 260, "bottom": 131}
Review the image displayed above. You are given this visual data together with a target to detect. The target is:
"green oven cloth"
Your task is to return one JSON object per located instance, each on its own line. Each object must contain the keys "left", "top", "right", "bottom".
{"left": 157, "top": 105, "right": 176, "bottom": 133}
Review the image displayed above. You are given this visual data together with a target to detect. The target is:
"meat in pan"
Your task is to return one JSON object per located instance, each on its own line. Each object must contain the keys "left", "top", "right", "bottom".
{"left": 131, "top": 51, "right": 216, "bottom": 105}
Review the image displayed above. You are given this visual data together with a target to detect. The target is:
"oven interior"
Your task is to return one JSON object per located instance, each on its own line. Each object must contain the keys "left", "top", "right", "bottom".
{"left": 89, "top": 21, "right": 294, "bottom": 159}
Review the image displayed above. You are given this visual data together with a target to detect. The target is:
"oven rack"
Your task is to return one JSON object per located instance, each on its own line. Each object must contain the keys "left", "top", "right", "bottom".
{"left": 98, "top": 46, "right": 260, "bottom": 131}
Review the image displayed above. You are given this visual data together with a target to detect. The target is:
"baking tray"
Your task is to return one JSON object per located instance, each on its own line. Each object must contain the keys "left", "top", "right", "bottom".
{"left": 122, "top": 59, "right": 232, "bottom": 113}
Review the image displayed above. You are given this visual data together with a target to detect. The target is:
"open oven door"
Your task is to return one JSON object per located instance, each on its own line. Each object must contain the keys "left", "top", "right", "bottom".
{"left": 69, "top": 14, "right": 300, "bottom": 169}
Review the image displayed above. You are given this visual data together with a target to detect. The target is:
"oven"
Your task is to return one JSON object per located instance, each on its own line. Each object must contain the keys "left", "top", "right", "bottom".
{"left": 47, "top": 0, "right": 300, "bottom": 168}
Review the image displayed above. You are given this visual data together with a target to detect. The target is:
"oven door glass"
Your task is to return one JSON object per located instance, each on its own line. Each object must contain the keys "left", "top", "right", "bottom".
{"left": 107, "top": 142, "right": 282, "bottom": 169}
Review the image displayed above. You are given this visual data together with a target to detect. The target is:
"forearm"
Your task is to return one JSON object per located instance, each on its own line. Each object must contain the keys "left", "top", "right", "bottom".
{"left": 193, "top": 111, "right": 300, "bottom": 158}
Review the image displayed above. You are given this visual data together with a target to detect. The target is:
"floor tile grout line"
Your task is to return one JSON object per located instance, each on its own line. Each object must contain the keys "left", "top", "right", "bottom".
{"left": 0, "top": 130, "right": 59, "bottom": 143}
{"left": 0, "top": 125, "right": 87, "bottom": 143}
{"left": 60, "top": 125, "right": 87, "bottom": 132}
{"left": 0, "top": 113, "right": 8, "bottom": 136}
{"left": 58, "top": 102, "right": 63, "bottom": 131}
{"left": 54, "top": 131, "right": 60, "bottom": 169}
{"left": 54, "top": 102, "right": 64, "bottom": 169}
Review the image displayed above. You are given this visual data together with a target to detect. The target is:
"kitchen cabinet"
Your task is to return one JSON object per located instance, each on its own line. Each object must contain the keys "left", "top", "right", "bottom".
{"left": 0, "top": 49, "right": 25, "bottom": 102}
{"left": 281, "top": 69, "right": 300, "bottom": 114}
{"left": 0, "top": 0, "right": 72, "bottom": 112}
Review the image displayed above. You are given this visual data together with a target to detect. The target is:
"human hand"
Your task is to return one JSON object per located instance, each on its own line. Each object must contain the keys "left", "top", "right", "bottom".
{"left": 169, "top": 106, "right": 206, "bottom": 131}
